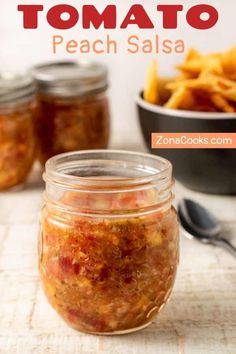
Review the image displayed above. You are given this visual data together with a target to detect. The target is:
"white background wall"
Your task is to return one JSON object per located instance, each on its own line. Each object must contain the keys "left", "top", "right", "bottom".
{"left": 0, "top": 0, "right": 235, "bottom": 149}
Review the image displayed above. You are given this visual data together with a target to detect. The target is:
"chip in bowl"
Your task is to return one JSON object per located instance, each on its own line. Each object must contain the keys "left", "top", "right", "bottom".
{"left": 144, "top": 47, "right": 236, "bottom": 113}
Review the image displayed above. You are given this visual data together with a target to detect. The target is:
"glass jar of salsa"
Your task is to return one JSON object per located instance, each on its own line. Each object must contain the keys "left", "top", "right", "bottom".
{"left": 39, "top": 150, "right": 179, "bottom": 334}
{"left": 0, "top": 74, "right": 36, "bottom": 190}
{"left": 31, "top": 62, "right": 110, "bottom": 165}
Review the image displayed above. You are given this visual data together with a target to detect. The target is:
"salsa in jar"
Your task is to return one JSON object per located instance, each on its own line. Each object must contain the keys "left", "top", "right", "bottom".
{"left": 0, "top": 74, "right": 36, "bottom": 190}
{"left": 39, "top": 151, "right": 179, "bottom": 334}
{"left": 31, "top": 62, "right": 110, "bottom": 165}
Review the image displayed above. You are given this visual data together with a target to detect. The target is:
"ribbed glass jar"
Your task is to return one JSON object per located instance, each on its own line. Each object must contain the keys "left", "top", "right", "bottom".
{"left": 31, "top": 62, "right": 110, "bottom": 165}
{"left": 39, "top": 150, "right": 179, "bottom": 335}
{"left": 0, "top": 74, "right": 36, "bottom": 190}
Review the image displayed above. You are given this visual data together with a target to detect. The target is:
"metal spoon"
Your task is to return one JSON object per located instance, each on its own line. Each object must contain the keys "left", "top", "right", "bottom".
{"left": 178, "top": 199, "right": 236, "bottom": 258}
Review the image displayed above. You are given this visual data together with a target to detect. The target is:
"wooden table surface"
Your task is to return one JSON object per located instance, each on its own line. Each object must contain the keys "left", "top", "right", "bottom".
{"left": 0, "top": 167, "right": 236, "bottom": 354}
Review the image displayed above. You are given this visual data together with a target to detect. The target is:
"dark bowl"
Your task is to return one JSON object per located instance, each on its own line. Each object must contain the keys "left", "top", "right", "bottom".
{"left": 137, "top": 93, "right": 236, "bottom": 195}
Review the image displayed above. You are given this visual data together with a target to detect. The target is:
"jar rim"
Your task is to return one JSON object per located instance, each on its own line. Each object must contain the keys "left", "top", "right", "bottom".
{"left": 0, "top": 73, "right": 35, "bottom": 106}
{"left": 30, "top": 61, "right": 108, "bottom": 97}
{"left": 44, "top": 150, "right": 174, "bottom": 217}
{"left": 44, "top": 150, "right": 172, "bottom": 192}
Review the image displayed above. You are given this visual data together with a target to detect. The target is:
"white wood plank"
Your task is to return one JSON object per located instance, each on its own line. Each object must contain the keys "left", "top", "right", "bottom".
{"left": 0, "top": 170, "right": 236, "bottom": 354}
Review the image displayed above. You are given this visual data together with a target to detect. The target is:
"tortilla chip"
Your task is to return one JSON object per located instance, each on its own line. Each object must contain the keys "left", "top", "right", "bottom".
{"left": 164, "top": 87, "right": 190, "bottom": 109}
{"left": 144, "top": 46, "right": 236, "bottom": 113}
{"left": 210, "top": 93, "right": 235, "bottom": 113}
{"left": 144, "top": 60, "right": 159, "bottom": 104}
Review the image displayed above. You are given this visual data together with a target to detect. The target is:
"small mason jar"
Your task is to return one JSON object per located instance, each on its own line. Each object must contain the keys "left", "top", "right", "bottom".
{"left": 0, "top": 74, "right": 36, "bottom": 190}
{"left": 31, "top": 62, "right": 110, "bottom": 165}
{"left": 39, "top": 150, "right": 179, "bottom": 335}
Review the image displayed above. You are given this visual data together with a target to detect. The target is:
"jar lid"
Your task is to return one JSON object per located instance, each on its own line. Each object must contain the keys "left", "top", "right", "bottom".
{"left": 0, "top": 73, "right": 36, "bottom": 106}
{"left": 31, "top": 61, "right": 108, "bottom": 97}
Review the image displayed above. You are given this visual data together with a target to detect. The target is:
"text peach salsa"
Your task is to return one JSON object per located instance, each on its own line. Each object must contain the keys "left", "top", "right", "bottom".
{"left": 17, "top": 4, "right": 219, "bottom": 55}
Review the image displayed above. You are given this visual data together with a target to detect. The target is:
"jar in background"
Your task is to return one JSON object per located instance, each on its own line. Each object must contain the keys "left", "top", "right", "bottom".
{"left": 31, "top": 62, "right": 110, "bottom": 165}
{"left": 39, "top": 150, "right": 179, "bottom": 335}
{"left": 0, "top": 74, "right": 36, "bottom": 190}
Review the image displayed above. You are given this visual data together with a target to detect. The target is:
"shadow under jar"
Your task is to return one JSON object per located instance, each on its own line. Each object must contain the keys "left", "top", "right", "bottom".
{"left": 31, "top": 62, "right": 110, "bottom": 165}
{"left": 39, "top": 150, "right": 179, "bottom": 335}
{"left": 0, "top": 74, "right": 36, "bottom": 190}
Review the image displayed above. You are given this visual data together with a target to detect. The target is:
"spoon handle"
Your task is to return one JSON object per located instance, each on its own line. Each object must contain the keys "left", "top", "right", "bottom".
{"left": 211, "top": 238, "right": 236, "bottom": 259}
